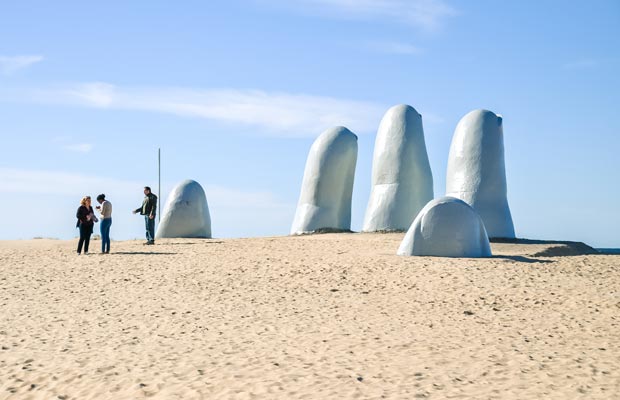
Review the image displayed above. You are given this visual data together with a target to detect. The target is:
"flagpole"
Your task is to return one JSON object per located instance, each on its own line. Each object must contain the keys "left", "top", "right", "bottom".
{"left": 158, "top": 147, "right": 161, "bottom": 223}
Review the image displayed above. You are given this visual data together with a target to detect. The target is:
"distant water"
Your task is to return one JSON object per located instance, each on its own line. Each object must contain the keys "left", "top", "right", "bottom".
{"left": 596, "top": 248, "right": 620, "bottom": 254}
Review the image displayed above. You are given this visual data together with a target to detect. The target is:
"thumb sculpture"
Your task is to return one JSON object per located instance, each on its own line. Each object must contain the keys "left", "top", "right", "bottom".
{"left": 363, "top": 104, "right": 434, "bottom": 232}
{"left": 445, "top": 109, "right": 515, "bottom": 239}
{"left": 291, "top": 126, "right": 358, "bottom": 235}
{"left": 156, "top": 179, "right": 212, "bottom": 239}
{"left": 397, "top": 196, "right": 492, "bottom": 257}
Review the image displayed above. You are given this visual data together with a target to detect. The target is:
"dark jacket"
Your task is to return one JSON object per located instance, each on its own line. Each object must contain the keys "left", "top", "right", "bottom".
{"left": 76, "top": 205, "right": 94, "bottom": 230}
{"left": 135, "top": 193, "right": 157, "bottom": 217}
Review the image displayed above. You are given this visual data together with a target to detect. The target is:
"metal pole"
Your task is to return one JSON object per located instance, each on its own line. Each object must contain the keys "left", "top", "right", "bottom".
{"left": 158, "top": 148, "right": 161, "bottom": 223}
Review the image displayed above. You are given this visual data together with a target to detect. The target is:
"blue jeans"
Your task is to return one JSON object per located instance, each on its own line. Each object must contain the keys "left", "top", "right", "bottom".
{"left": 145, "top": 216, "right": 155, "bottom": 242}
{"left": 100, "top": 218, "right": 112, "bottom": 253}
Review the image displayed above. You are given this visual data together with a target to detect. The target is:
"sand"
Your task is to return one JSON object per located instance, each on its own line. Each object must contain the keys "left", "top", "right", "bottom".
{"left": 0, "top": 233, "right": 618, "bottom": 399}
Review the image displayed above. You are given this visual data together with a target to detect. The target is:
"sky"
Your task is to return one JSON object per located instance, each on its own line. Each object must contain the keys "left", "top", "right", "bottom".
{"left": 1, "top": 0, "right": 619, "bottom": 248}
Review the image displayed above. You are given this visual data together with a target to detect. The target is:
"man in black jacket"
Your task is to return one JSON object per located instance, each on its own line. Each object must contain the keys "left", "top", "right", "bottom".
{"left": 133, "top": 186, "right": 158, "bottom": 245}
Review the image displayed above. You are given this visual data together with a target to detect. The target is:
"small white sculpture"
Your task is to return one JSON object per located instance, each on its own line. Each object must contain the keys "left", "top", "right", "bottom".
{"left": 363, "top": 104, "right": 433, "bottom": 232}
{"left": 397, "top": 196, "right": 492, "bottom": 257}
{"left": 445, "top": 109, "right": 515, "bottom": 239}
{"left": 156, "top": 179, "right": 212, "bottom": 239}
{"left": 291, "top": 126, "right": 358, "bottom": 234}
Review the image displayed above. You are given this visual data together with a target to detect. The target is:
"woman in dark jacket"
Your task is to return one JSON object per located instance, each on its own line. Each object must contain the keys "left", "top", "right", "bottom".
{"left": 76, "top": 196, "right": 97, "bottom": 255}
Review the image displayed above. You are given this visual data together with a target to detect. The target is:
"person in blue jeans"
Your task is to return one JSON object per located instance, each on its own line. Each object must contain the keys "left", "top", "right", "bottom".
{"left": 96, "top": 193, "right": 113, "bottom": 253}
{"left": 133, "top": 186, "right": 158, "bottom": 245}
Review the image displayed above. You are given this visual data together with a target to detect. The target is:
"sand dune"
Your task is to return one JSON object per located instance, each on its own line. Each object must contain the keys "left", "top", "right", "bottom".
{"left": 0, "top": 234, "right": 618, "bottom": 399}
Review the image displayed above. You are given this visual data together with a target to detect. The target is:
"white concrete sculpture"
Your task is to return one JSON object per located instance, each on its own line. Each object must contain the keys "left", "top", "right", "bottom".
{"left": 156, "top": 179, "right": 212, "bottom": 239}
{"left": 363, "top": 104, "right": 434, "bottom": 232}
{"left": 397, "top": 196, "right": 492, "bottom": 257}
{"left": 291, "top": 126, "right": 358, "bottom": 234}
{"left": 445, "top": 109, "right": 515, "bottom": 239}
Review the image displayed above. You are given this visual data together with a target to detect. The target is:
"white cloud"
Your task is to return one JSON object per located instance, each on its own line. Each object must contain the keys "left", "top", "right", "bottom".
{"left": 0, "top": 168, "right": 295, "bottom": 239}
{"left": 63, "top": 143, "right": 94, "bottom": 153}
{"left": 269, "top": 0, "right": 456, "bottom": 31}
{"left": 0, "top": 167, "right": 140, "bottom": 196}
{"left": 0, "top": 167, "right": 294, "bottom": 210}
{"left": 51, "top": 137, "right": 94, "bottom": 153}
{"left": 0, "top": 55, "right": 44, "bottom": 75}
{"left": 24, "top": 82, "right": 387, "bottom": 137}
{"left": 3, "top": 82, "right": 445, "bottom": 137}
{"left": 204, "top": 184, "right": 295, "bottom": 237}
{"left": 68, "top": 82, "right": 115, "bottom": 107}
{"left": 562, "top": 59, "right": 598, "bottom": 70}
{"left": 366, "top": 40, "right": 422, "bottom": 55}
{"left": 418, "top": 110, "right": 444, "bottom": 125}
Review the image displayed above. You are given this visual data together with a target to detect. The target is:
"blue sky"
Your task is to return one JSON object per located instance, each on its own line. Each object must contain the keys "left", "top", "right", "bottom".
{"left": 1, "top": 0, "right": 619, "bottom": 247}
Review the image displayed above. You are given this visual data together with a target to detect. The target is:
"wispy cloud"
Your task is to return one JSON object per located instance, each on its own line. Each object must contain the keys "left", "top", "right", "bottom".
{"left": 206, "top": 185, "right": 291, "bottom": 210}
{"left": 0, "top": 55, "right": 44, "bottom": 75}
{"left": 204, "top": 184, "right": 295, "bottom": 237}
{"left": 68, "top": 82, "right": 115, "bottom": 107}
{"left": 562, "top": 59, "right": 599, "bottom": 70}
{"left": 0, "top": 168, "right": 295, "bottom": 238}
{"left": 20, "top": 82, "right": 387, "bottom": 137}
{"left": 51, "top": 137, "right": 94, "bottom": 153}
{"left": 268, "top": 0, "right": 456, "bottom": 31}
{"left": 0, "top": 167, "right": 291, "bottom": 208}
{"left": 366, "top": 40, "right": 422, "bottom": 55}
{"left": 418, "top": 110, "right": 444, "bottom": 125}
{"left": 0, "top": 167, "right": 140, "bottom": 196}
{"left": 63, "top": 143, "right": 94, "bottom": 153}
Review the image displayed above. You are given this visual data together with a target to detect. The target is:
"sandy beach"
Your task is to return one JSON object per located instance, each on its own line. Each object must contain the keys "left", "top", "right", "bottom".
{"left": 0, "top": 233, "right": 618, "bottom": 399}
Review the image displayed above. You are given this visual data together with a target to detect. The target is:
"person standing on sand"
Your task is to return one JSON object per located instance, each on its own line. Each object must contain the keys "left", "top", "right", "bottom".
{"left": 133, "top": 186, "right": 157, "bottom": 245}
{"left": 96, "top": 194, "right": 112, "bottom": 254}
{"left": 76, "top": 196, "right": 98, "bottom": 255}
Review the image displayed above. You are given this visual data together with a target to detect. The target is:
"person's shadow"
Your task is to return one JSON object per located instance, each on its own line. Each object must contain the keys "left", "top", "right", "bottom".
{"left": 492, "top": 255, "right": 554, "bottom": 264}
{"left": 111, "top": 251, "right": 178, "bottom": 255}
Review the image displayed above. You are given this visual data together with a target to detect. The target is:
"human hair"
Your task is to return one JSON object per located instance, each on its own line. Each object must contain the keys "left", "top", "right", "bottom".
{"left": 80, "top": 196, "right": 91, "bottom": 206}
{"left": 96, "top": 194, "right": 105, "bottom": 201}
{"left": 144, "top": 186, "right": 151, "bottom": 192}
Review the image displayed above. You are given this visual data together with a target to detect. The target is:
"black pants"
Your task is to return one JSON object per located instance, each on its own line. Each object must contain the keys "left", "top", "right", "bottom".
{"left": 77, "top": 224, "right": 93, "bottom": 254}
